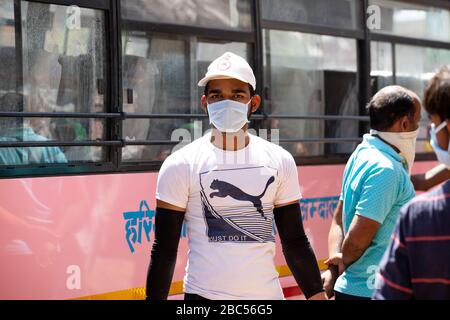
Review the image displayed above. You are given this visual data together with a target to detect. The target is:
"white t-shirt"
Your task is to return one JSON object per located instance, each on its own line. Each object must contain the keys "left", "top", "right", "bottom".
{"left": 155, "top": 132, "right": 302, "bottom": 300}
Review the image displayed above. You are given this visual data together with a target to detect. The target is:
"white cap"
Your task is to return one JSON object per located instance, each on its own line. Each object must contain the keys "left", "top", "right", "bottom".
{"left": 198, "top": 52, "right": 256, "bottom": 90}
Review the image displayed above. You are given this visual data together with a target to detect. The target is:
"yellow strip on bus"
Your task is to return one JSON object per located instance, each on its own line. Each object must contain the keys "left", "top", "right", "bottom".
{"left": 72, "top": 259, "right": 328, "bottom": 300}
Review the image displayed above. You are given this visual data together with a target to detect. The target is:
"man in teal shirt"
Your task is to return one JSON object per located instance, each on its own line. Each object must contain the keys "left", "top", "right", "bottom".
{"left": 0, "top": 93, "right": 67, "bottom": 165}
{"left": 324, "top": 86, "right": 421, "bottom": 299}
{"left": 0, "top": 126, "right": 67, "bottom": 165}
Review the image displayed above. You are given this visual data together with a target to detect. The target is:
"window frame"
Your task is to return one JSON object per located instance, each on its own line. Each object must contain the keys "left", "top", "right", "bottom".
{"left": 367, "top": 0, "right": 450, "bottom": 161}
{"left": 0, "top": 0, "right": 120, "bottom": 178}
{"left": 260, "top": 0, "right": 370, "bottom": 164}
{"left": 117, "top": 0, "right": 257, "bottom": 173}
{"left": 0, "top": 0, "right": 444, "bottom": 178}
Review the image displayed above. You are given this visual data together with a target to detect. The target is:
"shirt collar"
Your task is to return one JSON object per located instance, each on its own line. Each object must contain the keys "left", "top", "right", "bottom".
{"left": 362, "top": 133, "right": 405, "bottom": 163}
{"left": 1, "top": 126, "right": 37, "bottom": 139}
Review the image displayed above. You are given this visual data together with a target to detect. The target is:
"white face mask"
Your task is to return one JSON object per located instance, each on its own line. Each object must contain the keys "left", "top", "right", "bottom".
{"left": 370, "top": 128, "right": 420, "bottom": 174}
{"left": 430, "top": 121, "right": 450, "bottom": 168}
{"left": 207, "top": 99, "right": 251, "bottom": 133}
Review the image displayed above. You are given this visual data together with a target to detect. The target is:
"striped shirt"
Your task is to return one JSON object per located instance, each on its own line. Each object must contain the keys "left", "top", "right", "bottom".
{"left": 373, "top": 180, "right": 450, "bottom": 300}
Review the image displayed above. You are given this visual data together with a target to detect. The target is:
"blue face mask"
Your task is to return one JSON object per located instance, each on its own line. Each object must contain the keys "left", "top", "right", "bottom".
{"left": 207, "top": 99, "right": 251, "bottom": 133}
{"left": 430, "top": 121, "right": 450, "bottom": 168}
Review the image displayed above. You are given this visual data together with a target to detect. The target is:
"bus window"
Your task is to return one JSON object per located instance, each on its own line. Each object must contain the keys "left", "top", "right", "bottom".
{"left": 369, "top": 0, "right": 450, "bottom": 43}
{"left": 0, "top": 93, "right": 67, "bottom": 165}
{"left": 261, "top": 0, "right": 362, "bottom": 30}
{"left": 370, "top": 42, "right": 394, "bottom": 92}
{"left": 121, "top": 36, "right": 250, "bottom": 162}
{"left": 121, "top": 35, "right": 187, "bottom": 162}
{"left": 121, "top": 0, "right": 253, "bottom": 31}
{"left": 395, "top": 45, "right": 450, "bottom": 155}
{"left": 120, "top": 0, "right": 252, "bottom": 163}
{"left": 263, "top": 29, "right": 359, "bottom": 157}
{"left": 0, "top": 1, "right": 107, "bottom": 166}
{"left": 369, "top": 1, "right": 450, "bottom": 157}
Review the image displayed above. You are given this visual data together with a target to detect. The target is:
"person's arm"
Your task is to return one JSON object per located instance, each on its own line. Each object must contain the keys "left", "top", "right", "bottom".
{"left": 145, "top": 200, "right": 185, "bottom": 300}
{"left": 411, "top": 164, "right": 450, "bottom": 191}
{"left": 146, "top": 151, "right": 190, "bottom": 300}
{"left": 341, "top": 215, "right": 380, "bottom": 268}
{"left": 322, "top": 200, "right": 344, "bottom": 298}
{"left": 274, "top": 201, "right": 326, "bottom": 300}
{"left": 328, "top": 200, "right": 344, "bottom": 258}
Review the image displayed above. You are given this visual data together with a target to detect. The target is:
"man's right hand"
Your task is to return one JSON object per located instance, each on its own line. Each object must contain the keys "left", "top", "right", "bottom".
{"left": 321, "top": 269, "right": 337, "bottom": 299}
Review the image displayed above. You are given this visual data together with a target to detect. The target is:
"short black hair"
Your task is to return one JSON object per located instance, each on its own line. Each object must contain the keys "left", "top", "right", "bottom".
{"left": 424, "top": 65, "right": 450, "bottom": 121}
{"left": 204, "top": 82, "right": 255, "bottom": 97}
{"left": 366, "top": 88, "right": 416, "bottom": 131}
{"left": 0, "top": 92, "right": 24, "bottom": 112}
{"left": 0, "top": 92, "right": 24, "bottom": 131}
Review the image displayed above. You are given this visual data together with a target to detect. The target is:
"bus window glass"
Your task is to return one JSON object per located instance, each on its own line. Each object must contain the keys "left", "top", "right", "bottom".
{"left": 395, "top": 44, "right": 450, "bottom": 154}
{"left": 122, "top": 0, "right": 253, "bottom": 31}
{"left": 370, "top": 0, "right": 450, "bottom": 43}
{"left": 121, "top": 30, "right": 250, "bottom": 162}
{"left": 0, "top": 1, "right": 108, "bottom": 165}
{"left": 263, "top": 29, "right": 359, "bottom": 157}
{"left": 261, "top": 0, "right": 361, "bottom": 30}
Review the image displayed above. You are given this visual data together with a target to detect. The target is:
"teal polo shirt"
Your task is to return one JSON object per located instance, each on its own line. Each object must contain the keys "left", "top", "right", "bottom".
{"left": 334, "top": 134, "right": 416, "bottom": 298}
{"left": 0, "top": 127, "right": 67, "bottom": 165}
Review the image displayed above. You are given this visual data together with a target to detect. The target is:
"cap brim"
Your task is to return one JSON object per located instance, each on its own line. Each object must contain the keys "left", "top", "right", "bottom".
{"left": 198, "top": 72, "right": 256, "bottom": 90}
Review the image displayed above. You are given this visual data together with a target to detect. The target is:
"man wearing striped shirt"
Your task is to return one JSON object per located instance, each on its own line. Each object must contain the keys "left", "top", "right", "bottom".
{"left": 374, "top": 66, "right": 450, "bottom": 300}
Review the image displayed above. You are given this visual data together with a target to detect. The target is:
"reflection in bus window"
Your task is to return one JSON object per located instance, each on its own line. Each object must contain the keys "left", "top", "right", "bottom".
{"left": 0, "top": 93, "right": 67, "bottom": 165}
{"left": 370, "top": 0, "right": 450, "bottom": 43}
{"left": 21, "top": 1, "right": 106, "bottom": 115}
{"left": 121, "top": 35, "right": 187, "bottom": 161}
{"left": 122, "top": 0, "right": 253, "bottom": 31}
{"left": 261, "top": 0, "right": 361, "bottom": 30}
{"left": 395, "top": 45, "right": 450, "bottom": 154}
{"left": 371, "top": 42, "right": 394, "bottom": 92}
{"left": 121, "top": 29, "right": 250, "bottom": 162}
{"left": 0, "top": 0, "right": 16, "bottom": 96}
{"left": 263, "top": 29, "right": 358, "bottom": 157}
{"left": 0, "top": 1, "right": 107, "bottom": 165}
{"left": 371, "top": 41, "right": 450, "bottom": 155}
{"left": 121, "top": 54, "right": 159, "bottom": 160}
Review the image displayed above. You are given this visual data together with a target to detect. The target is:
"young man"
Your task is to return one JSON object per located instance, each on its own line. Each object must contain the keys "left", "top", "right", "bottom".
{"left": 374, "top": 66, "right": 450, "bottom": 300}
{"left": 145, "top": 52, "right": 325, "bottom": 300}
{"left": 324, "top": 86, "right": 421, "bottom": 300}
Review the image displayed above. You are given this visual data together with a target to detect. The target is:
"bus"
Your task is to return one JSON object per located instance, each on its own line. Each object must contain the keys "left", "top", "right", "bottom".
{"left": 0, "top": 0, "right": 446, "bottom": 300}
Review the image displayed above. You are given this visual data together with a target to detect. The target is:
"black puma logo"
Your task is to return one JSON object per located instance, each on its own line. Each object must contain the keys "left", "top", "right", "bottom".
{"left": 209, "top": 176, "right": 275, "bottom": 220}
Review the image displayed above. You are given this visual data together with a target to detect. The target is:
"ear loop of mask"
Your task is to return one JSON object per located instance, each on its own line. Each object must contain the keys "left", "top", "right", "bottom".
{"left": 433, "top": 120, "right": 450, "bottom": 152}
{"left": 434, "top": 121, "right": 448, "bottom": 133}
{"left": 247, "top": 96, "right": 254, "bottom": 119}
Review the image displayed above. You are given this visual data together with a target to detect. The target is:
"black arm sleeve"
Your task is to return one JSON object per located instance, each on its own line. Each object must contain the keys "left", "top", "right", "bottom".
{"left": 274, "top": 202, "right": 324, "bottom": 299}
{"left": 145, "top": 207, "right": 185, "bottom": 300}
